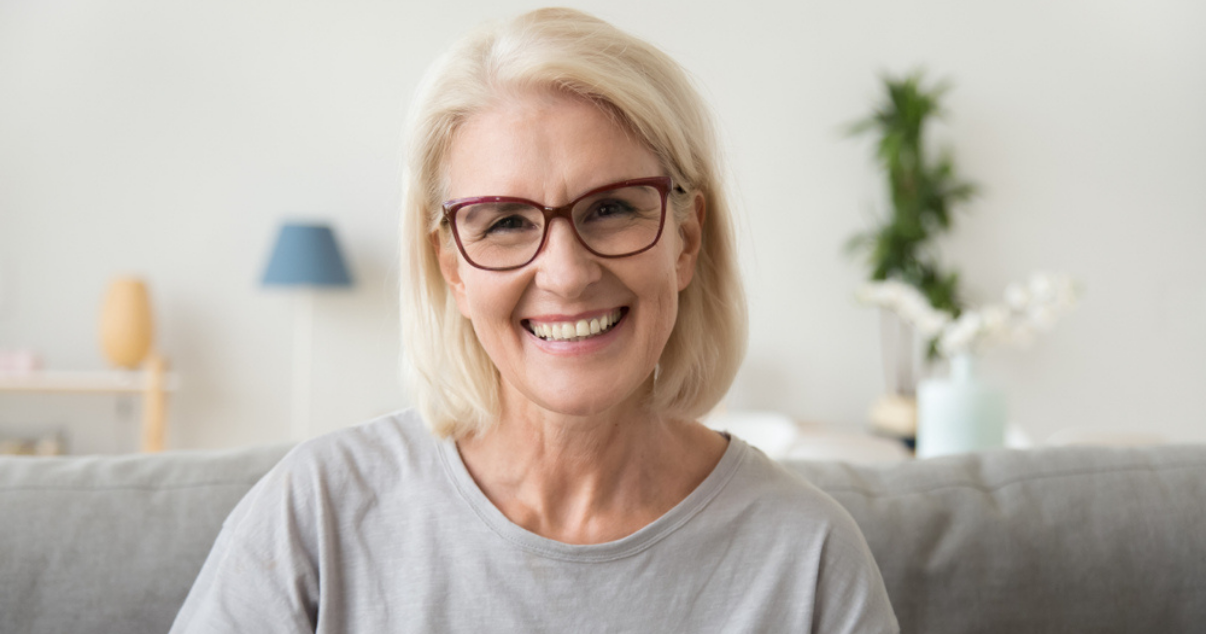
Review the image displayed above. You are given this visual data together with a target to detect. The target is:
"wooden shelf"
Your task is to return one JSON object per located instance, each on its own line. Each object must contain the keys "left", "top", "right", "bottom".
{"left": 0, "top": 370, "right": 179, "bottom": 394}
{"left": 0, "top": 355, "right": 177, "bottom": 452}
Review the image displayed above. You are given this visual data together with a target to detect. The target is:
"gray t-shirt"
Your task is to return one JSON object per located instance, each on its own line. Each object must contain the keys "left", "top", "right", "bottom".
{"left": 171, "top": 410, "right": 898, "bottom": 633}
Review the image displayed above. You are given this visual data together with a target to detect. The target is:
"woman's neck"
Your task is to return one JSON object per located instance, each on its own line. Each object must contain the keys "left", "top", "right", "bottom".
{"left": 456, "top": 393, "right": 727, "bottom": 545}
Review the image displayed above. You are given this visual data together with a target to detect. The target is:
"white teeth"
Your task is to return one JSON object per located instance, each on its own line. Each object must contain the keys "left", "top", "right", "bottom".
{"left": 529, "top": 309, "right": 623, "bottom": 342}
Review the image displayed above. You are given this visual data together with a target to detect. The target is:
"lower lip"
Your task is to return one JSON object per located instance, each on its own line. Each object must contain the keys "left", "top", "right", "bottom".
{"left": 525, "top": 311, "right": 627, "bottom": 356}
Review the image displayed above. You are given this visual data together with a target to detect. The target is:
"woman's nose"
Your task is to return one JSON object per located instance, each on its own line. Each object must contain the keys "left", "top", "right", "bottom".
{"left": 533, "top": 218, "right": 601, "bottom": 297}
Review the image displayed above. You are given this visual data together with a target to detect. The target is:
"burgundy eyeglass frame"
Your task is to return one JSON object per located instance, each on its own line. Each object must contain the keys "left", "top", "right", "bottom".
{"left": 440, "top": 176, "right": 676, "bottom": 271}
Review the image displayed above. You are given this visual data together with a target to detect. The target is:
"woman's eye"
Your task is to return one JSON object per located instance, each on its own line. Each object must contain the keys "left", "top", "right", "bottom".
{"left": 485, "top": 215, "right": 533, "bottom": 234}
{"left": 590, "top": 199, "right": 636, "bottom": 218}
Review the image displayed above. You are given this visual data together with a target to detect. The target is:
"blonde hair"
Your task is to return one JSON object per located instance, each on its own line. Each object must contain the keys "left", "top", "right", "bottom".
{"left": 401, "top": 8, "right": 746, "bottom": 438}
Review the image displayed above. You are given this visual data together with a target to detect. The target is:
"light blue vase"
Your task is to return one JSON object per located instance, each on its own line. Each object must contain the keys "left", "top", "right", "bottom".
{"left": 916, "top": 354, "right": 1006, "bottom": 458}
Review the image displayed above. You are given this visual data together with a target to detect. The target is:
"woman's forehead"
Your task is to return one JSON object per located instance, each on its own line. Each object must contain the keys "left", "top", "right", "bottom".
{"left": 445, "top": 91, "right": 661, "bottom": 203}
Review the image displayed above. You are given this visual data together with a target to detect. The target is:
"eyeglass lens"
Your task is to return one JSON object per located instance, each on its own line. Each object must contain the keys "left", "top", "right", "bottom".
{"left": 453, "top": 184, "right": 664, "bottom": 269}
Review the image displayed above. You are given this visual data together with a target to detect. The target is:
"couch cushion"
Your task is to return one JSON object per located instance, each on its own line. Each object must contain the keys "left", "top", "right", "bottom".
{"left": 0, "top": 444, "right": 291, "bottom": 634}
{"left": 785, "top": 445, "right": 1206, "bottom": 634}
{"left": 6, "top": 442, "right": 1204, "bottom": 634}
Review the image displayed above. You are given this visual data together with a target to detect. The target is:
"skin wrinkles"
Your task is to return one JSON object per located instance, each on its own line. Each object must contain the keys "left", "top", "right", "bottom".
{"left": 437, "top": 88, "right": 727, "bottom": 544}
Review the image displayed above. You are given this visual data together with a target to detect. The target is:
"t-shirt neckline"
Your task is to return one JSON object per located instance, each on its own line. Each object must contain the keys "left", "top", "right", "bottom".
{"left": 437, "top": 429, "right": 747, "bottom": 563}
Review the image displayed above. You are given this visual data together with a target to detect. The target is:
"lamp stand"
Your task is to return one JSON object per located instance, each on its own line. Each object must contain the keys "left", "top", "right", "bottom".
{"left": 291, "top": 289, "right": 314, "bottom": 442}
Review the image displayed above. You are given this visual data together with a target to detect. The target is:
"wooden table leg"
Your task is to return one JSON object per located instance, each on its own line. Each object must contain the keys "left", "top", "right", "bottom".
{"left": 141, "top": 354, "right": 168, "bottom": 452}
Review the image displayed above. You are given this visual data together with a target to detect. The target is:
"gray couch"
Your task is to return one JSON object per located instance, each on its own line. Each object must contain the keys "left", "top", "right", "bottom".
{"left": 3, "top": 442, "right": 1204, "bottom": 633}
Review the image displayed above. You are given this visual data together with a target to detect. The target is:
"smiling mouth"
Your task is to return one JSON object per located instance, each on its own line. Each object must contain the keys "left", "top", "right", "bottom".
{"left": 523, "top": 308, "right": 627, "bottom": 342}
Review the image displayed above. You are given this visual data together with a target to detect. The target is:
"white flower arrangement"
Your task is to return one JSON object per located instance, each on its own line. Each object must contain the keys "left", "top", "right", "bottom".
{"left": 857, "top": 273, "right": 1080, "bottom": 358}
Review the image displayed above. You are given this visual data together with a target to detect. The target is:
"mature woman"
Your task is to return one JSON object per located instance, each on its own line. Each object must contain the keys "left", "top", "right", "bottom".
{"left": 172, "top": 8, "right": 897, "bottom": 633}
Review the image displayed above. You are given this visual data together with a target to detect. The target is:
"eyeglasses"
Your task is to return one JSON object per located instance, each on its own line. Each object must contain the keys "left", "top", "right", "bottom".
{"left": 441, "top": 176, "right": 674, "bottom": 271}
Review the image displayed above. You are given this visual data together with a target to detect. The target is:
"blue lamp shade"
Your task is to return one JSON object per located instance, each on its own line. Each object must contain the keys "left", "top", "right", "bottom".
{"left": 261, "top": 223, "right": 353, "bottom": 287}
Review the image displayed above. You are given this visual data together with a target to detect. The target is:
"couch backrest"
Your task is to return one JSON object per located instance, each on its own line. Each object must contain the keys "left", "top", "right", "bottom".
{"left": 4, "top": 443, "right": 1204, "bottom": 634}
{"left": 0, "top": 444, "right": 291, "bottom": 634}
{"left": 785, "top": 445, "right": 1206, "bottom": 634}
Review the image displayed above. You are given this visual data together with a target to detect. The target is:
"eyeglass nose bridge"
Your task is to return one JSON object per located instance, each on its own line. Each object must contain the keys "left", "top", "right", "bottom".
{"left": 527, "top": 200, "right": 599, "bottom": 265}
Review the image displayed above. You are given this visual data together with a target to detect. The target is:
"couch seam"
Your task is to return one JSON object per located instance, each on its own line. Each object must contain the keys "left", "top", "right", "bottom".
{"left": 0, "top": 479, "right": 265, "bottom": 493}
{"left": 810, "top": 461, "right": 1206, "bottom": 499}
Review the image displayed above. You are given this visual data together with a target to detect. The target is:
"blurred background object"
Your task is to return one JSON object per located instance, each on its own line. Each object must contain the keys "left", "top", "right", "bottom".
{"left": 260, "top": 222, "right": 354, "bottom": 442}
{"left": 99, "top": 277, "right": 154, "bottom": 369}
{"left": 0, "top": 427, "right": 67, "bottom": 455}
{"left": 0, "top": 349, "right": 42, "bottom": 375}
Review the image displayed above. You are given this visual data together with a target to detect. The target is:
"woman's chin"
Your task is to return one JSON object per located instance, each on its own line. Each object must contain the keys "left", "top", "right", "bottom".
{"left": 504, "top": 374, "right": 652, "bottom": 422}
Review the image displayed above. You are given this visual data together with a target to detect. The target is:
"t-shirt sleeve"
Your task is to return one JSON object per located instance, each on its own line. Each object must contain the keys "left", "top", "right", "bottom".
{"left": 169, "top": 454, "right": 322, "bottom": 634}
{"left": 810, "top": 509, "right": 900, "bottom": 634}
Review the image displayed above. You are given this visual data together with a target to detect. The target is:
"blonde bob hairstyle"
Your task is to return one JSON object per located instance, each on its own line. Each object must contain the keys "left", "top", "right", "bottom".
{"left": 401, "top": 7, "right": 747, "bottom": 439}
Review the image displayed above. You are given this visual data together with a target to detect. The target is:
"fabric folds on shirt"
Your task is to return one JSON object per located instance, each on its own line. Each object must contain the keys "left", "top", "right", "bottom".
{"left": 170, "top": 409, "right": 899, "bottom": 633}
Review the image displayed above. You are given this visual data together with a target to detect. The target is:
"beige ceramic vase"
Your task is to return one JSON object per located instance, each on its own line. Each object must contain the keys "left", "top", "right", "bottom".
{"left": 99, "top": 277, "right": 154, "bottom": 369}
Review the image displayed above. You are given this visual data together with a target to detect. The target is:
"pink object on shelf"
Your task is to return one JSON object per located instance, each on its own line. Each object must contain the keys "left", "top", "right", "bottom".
{"left": 0, "top": 349, "right": 42, "bottom": 374}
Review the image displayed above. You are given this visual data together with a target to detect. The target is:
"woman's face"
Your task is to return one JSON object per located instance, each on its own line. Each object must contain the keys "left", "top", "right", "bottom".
{"left": 438, "top": 90, "right": 702, "bottom": 422}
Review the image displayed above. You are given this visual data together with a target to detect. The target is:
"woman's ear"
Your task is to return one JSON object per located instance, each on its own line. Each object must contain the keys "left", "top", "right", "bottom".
{"left": 676, "top": 193, "right": 705, "bottom": 291}
{"left": 435, "top": 232, "right": 472, "bottom": 319}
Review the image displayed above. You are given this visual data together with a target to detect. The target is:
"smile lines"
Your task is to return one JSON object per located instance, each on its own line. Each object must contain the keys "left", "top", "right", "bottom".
{"left": 524, "top": 308, "right": 625, "bottom": 342}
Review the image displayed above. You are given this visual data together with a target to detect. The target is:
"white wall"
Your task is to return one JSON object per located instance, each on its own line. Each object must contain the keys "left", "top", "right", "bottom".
{"left": 1, "top": 0, "right": 1203, "bottom": 451}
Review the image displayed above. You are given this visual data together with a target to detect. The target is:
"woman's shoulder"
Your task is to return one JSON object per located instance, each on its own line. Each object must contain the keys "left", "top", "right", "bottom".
{"left": 226, "top": 409, "right": 444, "bottom": 525}
{"left": 721, "top": 436, "right": 865, "bottom": 535}
{"left": 283, "top": 408, "right": 439, "bottom": 475}
{"left": 714, "top": 440, "right": 899, "bottom": 633}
